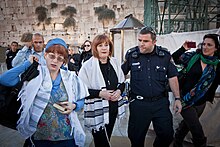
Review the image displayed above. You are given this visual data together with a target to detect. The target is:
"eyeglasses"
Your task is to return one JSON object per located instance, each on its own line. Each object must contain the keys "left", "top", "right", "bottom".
{"left": 47, "top": 53, "right": 65, "bottom": 62}
{"left": 84, "top": 45, "right": 90, "bottom": 47}
{"left": 33, "top": 41, "right": 43, "bottom": 44}
{"left": 140, "top": 26, "right": 157, "bottom": 35}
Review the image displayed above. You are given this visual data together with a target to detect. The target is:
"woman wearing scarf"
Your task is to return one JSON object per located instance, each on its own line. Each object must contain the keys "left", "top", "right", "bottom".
{"left": 15, "top": 38, "right": 89, "bottom": 147}
{"left": 172, "top": 34, "right": 220, "bottom": 147}
{"left": 78, "top": 34, "right": 125, "bottom": 147}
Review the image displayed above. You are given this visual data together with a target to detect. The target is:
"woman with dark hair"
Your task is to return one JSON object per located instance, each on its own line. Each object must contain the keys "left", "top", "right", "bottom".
{"left": 172, "top": 34, "right": 220, "bottom": 147}
{"left": 78, "top": 34, "right": 126, "bottom": 147}
{"left": 2, "top": 38, "right": 89, "bottom": 147}
{"left": 80, "top": 40, "right": 92, "bottom": 65}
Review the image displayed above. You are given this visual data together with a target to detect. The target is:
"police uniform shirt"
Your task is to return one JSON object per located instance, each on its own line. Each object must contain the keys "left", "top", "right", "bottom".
{"left": 122, "top": 46, "right": 178, "bottom": 98}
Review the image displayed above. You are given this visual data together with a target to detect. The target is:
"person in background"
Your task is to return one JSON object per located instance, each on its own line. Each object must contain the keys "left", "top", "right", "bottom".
{"left": 5, "top": 41, "right": 19, "bottom": 70}
{"left": 80, "top": 40, "right": 92, "bottom": 66}
{"left": 172, "top": 34, "right": 220, "bottom": 147}
{"left": 121, "top": 26, "right": 182, "bottom": 147}
{"left": 1, "top": 55, "right": 37, "bottom": 86}
{"left": 68, "top": 46, "right": 81, "bottom": 73}
{"left": 12, "top": 33, "right": 45, "bottom": 67}
{"left": 78, "top": 34, "right": 126, "bottom": 147}
{"left": 2, "top": 38, "right": 89, "bottom": 147}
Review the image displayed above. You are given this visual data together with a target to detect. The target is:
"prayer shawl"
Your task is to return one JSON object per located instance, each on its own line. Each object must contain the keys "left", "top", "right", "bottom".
{"left": 78, "top": 57, "right": 125, "bottom": 131}
{"left": 16, "top": 65, "right": 89, "bottom": 147}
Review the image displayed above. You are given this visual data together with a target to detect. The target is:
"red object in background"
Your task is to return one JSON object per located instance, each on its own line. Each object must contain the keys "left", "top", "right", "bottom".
{"left": 187, "top": 42, "right": 196, "bottom": 48}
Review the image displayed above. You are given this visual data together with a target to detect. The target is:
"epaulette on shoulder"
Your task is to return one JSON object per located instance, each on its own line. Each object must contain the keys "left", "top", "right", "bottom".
{"left": 125, "top": 46, "right": 139, "bottom": 59}
{"left": 127, "top": 47, "right": 138, "bottom": 55}
{"left": 158, "top": 46, "right": 169, "bottom": 53}
{"left": 156, "top": 46, "right": 170, "bottom": 56}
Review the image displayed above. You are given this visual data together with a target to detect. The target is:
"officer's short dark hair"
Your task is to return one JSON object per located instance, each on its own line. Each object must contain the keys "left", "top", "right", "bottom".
{"left": 11, "top": 41, "right": 18, "bottom": 46}
{"left": 139, "top": 26, "right": 156, "bottom": 41}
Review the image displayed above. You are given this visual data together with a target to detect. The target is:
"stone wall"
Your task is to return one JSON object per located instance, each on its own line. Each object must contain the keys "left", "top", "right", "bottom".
{"left": 0, "top": 0, "right": 144, "bottom": 47}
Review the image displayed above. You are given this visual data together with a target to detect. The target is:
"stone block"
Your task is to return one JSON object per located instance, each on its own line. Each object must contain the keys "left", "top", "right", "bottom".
{"left": 51, "top": 9, "right": 62, "bottom": 18}
{"left": 0, "top": 1, "right": 6, "bottom": 8}
{"left": 57, "top": 0, "right": 64, "bottom": 4}
{"left": 4, "top": 7, "right": 12, "bottom": 15}
{"left": 17, "top": 1, "right": 23, "bottom": 7}
{"left": 27, "top": 0, "right": 34, "bottom": 6}
{"left": 44, "top": 24, "right": 54, "bottom": 31}
{"left": 27, "top": 6, "right": 35, "bottom": 16}
{"left": 45, "top": 0, "right": 51, "bottom": 5}
{"left": 54, "top": 23, "right": 64, "bottom": 30}
{"left": 33, "top": 1, "right": 41, "bottom": 6}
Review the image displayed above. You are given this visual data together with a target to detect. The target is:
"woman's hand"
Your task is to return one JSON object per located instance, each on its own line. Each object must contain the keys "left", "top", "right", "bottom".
{"left": 182, "top": 41, "right": 191, "bottom": 51}
{"left": 99, "top": 90, "right": 114, "bottom": 100}
{"left": 110, "top": 89, "right": 121, "bottom": 101}
{"left": 59, "top": 101, "right": 77, "bottom": 114}
{"left": 28, "top": 55, "right": 38, "bottom": 64}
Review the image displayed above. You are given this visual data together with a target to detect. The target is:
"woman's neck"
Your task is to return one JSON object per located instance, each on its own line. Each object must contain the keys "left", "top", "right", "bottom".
{"left": 99, "top": 57, "right": 108, "bottom": 64}
{"left": 50, "top": 71, "right": 59, "bottom": 80}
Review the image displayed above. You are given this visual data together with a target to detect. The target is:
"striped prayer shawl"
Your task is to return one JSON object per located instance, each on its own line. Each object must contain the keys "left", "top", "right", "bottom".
{"left": 79, "top": 57, "right": 126, "bottom": 131}
{"left": 16, "top": 65, "right": 89, "bottom": 147}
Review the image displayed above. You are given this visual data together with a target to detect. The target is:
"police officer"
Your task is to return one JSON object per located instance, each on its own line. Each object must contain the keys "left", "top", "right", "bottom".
{"left": 5, "top": 41, "right": 19, "bottom": 69}
{"left": 121, "top": 26, "right": 182, "bottom": 147}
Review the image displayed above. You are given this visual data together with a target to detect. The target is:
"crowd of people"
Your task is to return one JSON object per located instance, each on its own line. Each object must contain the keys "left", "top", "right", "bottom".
{"left": 0, "top": 29, "right": 219, "bottom": 147}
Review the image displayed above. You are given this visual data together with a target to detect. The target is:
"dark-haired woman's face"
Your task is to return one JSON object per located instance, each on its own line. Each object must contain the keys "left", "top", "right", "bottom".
{"left": 84, "top": 42, "right": 91, "bottom": 51}
{"left": 202, "top": 38, "right": 217, "bottom": 56}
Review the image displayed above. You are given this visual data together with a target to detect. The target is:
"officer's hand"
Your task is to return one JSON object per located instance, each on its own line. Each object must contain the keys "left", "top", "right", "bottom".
{"left": 99, "top": 90, "right": 114, "bottom": 100}
{"left": 173, "top": 100, "right": 182, "bottom": 114}
{"left": 110, "top": 89, "right": 121, "bottom": 101}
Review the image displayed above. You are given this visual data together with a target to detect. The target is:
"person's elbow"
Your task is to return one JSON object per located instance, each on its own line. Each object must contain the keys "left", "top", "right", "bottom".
{"left": 0, "top": 78, "right": 19, "bottom": 87}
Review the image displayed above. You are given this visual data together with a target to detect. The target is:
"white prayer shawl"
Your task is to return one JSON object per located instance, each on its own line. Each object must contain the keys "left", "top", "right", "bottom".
{"left": 16, "top": 65, "right": 89, "bottom": 147}
{"left": 78, "top": 56, "right": 125, "bottom": 131}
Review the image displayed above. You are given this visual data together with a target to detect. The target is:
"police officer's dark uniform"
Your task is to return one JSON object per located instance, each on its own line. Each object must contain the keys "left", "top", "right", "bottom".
{"left": 122, "top": 45, "right": 178, "bottom": 147}
{"left": 6, "top": 49, "right": 19, "bottom": 70}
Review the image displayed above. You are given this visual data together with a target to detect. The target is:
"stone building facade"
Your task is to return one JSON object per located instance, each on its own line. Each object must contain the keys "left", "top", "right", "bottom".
{"left": 0, "top": 0, "right": 144, "bottom": 47}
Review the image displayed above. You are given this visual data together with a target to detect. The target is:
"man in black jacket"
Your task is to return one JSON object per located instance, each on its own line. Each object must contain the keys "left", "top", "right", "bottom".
{"left": 5, "top": 41, "right": 19, "bottom": 70}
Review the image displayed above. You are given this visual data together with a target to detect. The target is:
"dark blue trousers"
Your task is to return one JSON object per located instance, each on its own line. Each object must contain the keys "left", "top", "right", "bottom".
{"left": 128, "top": 97, "right": 174, "bottom": 147}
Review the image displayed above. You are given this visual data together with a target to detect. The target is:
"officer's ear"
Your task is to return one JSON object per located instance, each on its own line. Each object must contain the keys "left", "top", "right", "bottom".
{"left": 153, "top": 39, "right": 157, "bottom": 45}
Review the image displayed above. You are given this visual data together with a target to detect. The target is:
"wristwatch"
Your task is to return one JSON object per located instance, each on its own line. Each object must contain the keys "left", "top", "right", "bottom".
{"left": 175, "top": 97, "right": 181, "bottom": 101}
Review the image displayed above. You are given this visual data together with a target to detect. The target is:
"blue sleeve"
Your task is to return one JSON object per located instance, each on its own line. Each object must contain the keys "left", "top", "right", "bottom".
{"left": 74, "top": 98, "right": 85, "bottom": 112}
{"left": 0, "top": 60, "right": 31, "bottom": 86}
